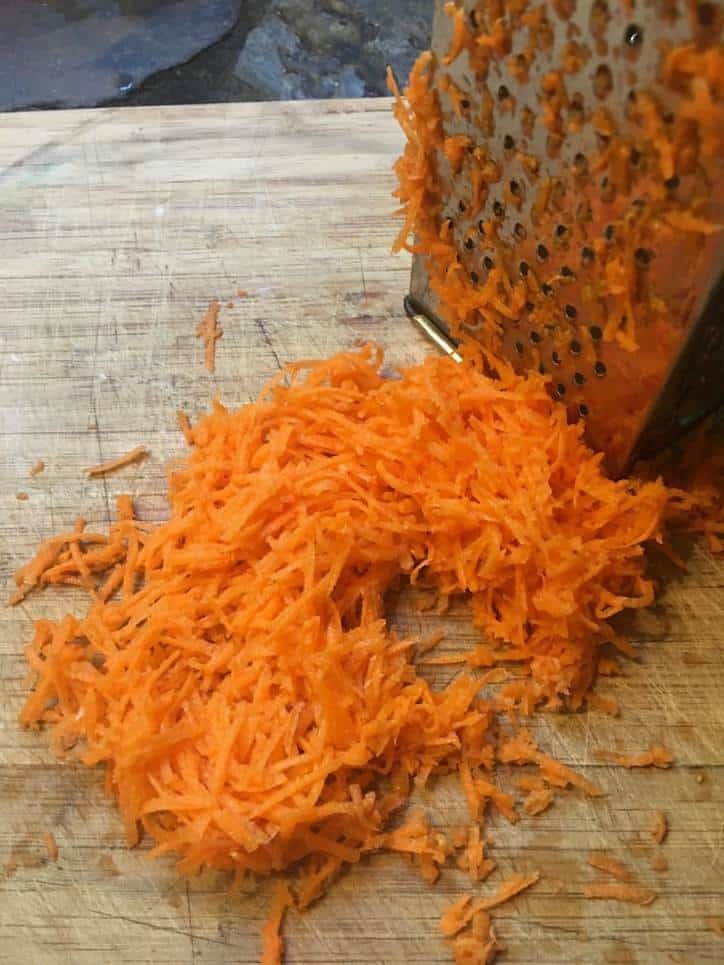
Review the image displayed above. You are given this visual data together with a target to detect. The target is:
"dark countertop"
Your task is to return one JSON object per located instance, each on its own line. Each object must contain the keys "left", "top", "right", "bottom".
{"left": 1, "top": 0, "right": 433, "bottom": 111}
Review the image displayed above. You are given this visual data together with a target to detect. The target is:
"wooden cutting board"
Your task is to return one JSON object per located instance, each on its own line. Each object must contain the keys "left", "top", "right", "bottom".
{"left": 0, "top": 99, "right": 722, "bottom": 965}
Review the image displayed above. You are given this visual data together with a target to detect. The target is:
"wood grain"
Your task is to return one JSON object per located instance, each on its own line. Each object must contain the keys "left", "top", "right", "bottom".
{"left": 0, "top": 99, "right": 722, "bottom": 965}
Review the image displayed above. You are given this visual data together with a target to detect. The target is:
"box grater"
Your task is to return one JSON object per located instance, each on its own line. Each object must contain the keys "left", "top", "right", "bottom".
{"left": 405, "top": 0, "right": 724, "bottom": 476}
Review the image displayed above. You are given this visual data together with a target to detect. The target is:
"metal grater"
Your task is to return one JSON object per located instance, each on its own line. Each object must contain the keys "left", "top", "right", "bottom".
{"left": 405, "top": 0, "right": 724, "bottom": 476}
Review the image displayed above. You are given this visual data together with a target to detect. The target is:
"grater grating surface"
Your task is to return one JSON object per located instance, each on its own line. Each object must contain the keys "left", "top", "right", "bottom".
{"left": 406, "top": 0, "right": 724, "bottom": 475}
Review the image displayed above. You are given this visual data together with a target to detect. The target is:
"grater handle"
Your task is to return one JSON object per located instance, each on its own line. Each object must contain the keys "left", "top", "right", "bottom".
{"left": 404, "top": 294, "right": 463, "bottom": 364}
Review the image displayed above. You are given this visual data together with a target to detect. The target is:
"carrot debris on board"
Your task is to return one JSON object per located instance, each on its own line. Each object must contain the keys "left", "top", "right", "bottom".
{"left": 85, "top": 445, "right": 148, "bottom": 478}
{"left": 11, "top": 346, "right": 717, "bottom": 958}
{"left": 582, "top": 881, "right": 656, "bottom": 906}
{"left": 196, "top": 298, "right": 222, "bottom": 373}
{"left": 30, "top": 460, "right": 45, "bottom": 477}
{"left": 588, "top": 852, "right": 633, "bottom": 882}
{"left": 42, "top": 831, "right": 59, "bottom": 861}
{"left": 261, "top": 882, "right": 292, "bottom": 965}
{"left": 16, "top": 492, "right": 29, "bottom": 501}
{"left": 651, "top": 810, "right": 668, "bottom": 844}
{"left": 523, "top": 787, "right": 555, "bottom": 816}
{"left": 440, "top": 870, "right": 540, "bottom": 938}
{"left": 595, "top": 745, "right": 674, "bottom": 769}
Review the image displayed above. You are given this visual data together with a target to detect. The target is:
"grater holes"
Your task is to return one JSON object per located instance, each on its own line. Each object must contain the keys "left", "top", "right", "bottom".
{"left": 547, "top": 133, "right": 564, "bottom": 158}
{"left": 635, "top": 247, "right": 652, "bottom": 266}
{"left": 624, "top": 23, "right": 644, "bottom": 47}
{"left": 551, "top": 351, "right": 562, "bottom": 366}
{"left": 530, "top": 330, "right": 541, "bottom": 344}
{"left": 536, "top": 243, "right": 549, "bottom": 261}
{"left": 601, "top": 177, "right": 616, "bottom": 204}
{"left": 519, "top": 260, "right": 530, "bottom": 277}
{"left": 576, "top": 200, "right": 593, "bottom": 223}
{"left": 573, "top": 152, "right": 589, "bottom": 177}
{"left": 594, "top": 360, "right": 607, "bottom": 377}
{"left": 560, "top": 265, "right": 575, "bottom": 279}
{"left": 514, "top": 340, "right": 524, "bottom": 355}
{"left": 604, "top": 223, "right": 616, "bottom": 241}
{"left": 581, "top": 246, "right": 595, "bottom": 265}
{"left": 573, "top": 371, "right": 586, "bottom": 385}
{"left": 514, "top": 222, "right": 527, "bottom": 241}
{"left": 556, "top": 383, "right": 567, "bottom": 396}
{"left": 503, "top": 134, "right": 515, "bottom": 150}
{"left": 593, "top": 64, "right": 613, "bottom": 99}
{"left": 664, "top": 174, "right": 680, "bottom": 190}
{"left": 464, "top": 236, "right": 475, "bottom": 250}
{"left": 697, "top": 3, "right": 717, "bottom": 27}
{"left": 458, "top": 200, "right": 467, "bottom": 213}
{"left": 569, "top": 339, "right": 582, "bottom": 356}
{"left": 578, "top": 403, "right": 590, "bottom": 417}
{"left": 564, "top": 304, "right": 577, "bottom": 319}
{"left": 483, "top": 255, "right": 495, "bottom": 270}
{"left": 542, "top": 282, "right": 554, "bottom": 296}
{"left": 589, "top": 324, "right": 603, "bottom": 341}
{"left": 470, "top": 271, "right": 480, "bottom": 284}
{"left": 497, "top": 85, "right": 510, "bottom": 101}
{"left": 492, "top": 200, "right": 505, "bottom": 218}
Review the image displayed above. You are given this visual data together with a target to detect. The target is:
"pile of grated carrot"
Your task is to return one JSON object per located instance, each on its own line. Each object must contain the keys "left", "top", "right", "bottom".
{"left": 14, "top": 345, "right": 717, "bottom": 961}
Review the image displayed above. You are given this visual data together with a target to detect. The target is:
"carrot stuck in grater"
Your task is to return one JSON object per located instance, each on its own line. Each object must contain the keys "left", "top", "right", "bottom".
{"left": 392, "top": 0, "right": 724, "bottom": 476}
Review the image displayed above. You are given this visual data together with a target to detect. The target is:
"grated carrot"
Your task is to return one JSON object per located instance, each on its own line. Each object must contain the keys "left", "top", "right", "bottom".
{"left": 595, "top": 745, "right": 674, "bottom": 768}
{"left": 261, "top": 882, "right": 292, "bottom": 965}
{"left": 85, "top": 445, "right": 148, "bottom": 478}
{"left": 582, "top": 881, "right": 656, "bottom": 905}
{"left": 588, "top": 852, "right": 633, "bottom": 882}
{"left": 11, "top": 346, "right": 710, "bottom": 957}
{"left": 29, "top": 460, "right": 45, "bottom": 477}
{"left": 196, "top": 298, "right": 222, "bottom": 373}
{"left": 651, "top": 810, "right": 668, "bottom": 844}
{"left": 42, "top": 831, "right": 59, "bottom": 861}
{"left": 523, "top": 787, "right": 554, "bottom": 816}
{"left": 16, "top": 492, "right": 29, "bottom": 501}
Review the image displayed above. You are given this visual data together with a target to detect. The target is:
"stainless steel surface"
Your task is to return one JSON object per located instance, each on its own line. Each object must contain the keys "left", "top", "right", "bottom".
{"left": 408, "top": 0, "right": 724, "bottom": 474}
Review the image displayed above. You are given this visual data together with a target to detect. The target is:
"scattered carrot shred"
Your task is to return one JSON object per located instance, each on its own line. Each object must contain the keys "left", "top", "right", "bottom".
{"left": 16, "top": 492, "right": 29, "bottom": 501}
{"left": 42, "top": 831, "right": 59, "bottom": 861}
{"left": 582, "top": 881, "right": 656, "bottom": 905}
{"left": 651, "top": 810, "right": 668, "bottom": 844}
{"left": 588, "top": 852, "right": 633, "bottom": 882}
{"left": 196, "top": 298, "right": 222, "bottom": 373}
{"left": 29, "top": 460, "right": 45, "bottom": 477}
{"left": 85, "top": 445, "right": 148, "bottom": 478}
{"left": 440, "top": 894, "right": 473, "bottom": 937}
{"left": 261, "top": 882, "right": 292, "bottom": 965}
{"left": 595, "top": 745, "right": 674, "bottom": 769}
{"left": 523, "top": 787, "right": 554, "bottom": 816}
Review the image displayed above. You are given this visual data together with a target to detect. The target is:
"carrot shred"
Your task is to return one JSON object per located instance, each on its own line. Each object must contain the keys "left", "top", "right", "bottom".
{"left": 440, "top": 870, "right": 539, "bottom": 939}
{"left": 261, "top": 882, "right": 292, "bottom": 965}
{"left": 16, "top": 492, "right": 29, "bottom": 501}
{"left": 651, "top": 810, "right": 668, "bottom": 844}
{"left": 595, "top": 745, "right": 674, "bottom": 768}
{"left": 42, "top": 831, "right": 59, "bottom": 861}
{"left": 523, "top": 787, "right": 554, "bottom": 816}
{"left": 85, "top": 445, "right": 148, "bottom": 478}
{"left": 588, "top": 852, "right": 633, "bottom": 882}
{"left": 582, "top": 881, "right": 656, "bottom": 905}
{"left": 197, "top": 298, "right": 222, "bottom": 373}
{"left": 30, "top": 460, "right": 45, "bottom": 477}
